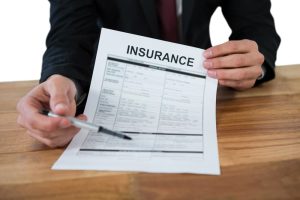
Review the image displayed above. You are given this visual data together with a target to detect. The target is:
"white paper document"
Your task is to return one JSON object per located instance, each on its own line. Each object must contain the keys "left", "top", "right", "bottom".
{"left": 52, "top": 28, "right": 220, "bottom": 175}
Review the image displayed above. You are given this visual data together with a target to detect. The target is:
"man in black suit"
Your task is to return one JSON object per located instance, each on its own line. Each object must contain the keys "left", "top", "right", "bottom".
{"left": 17, "top": 0, "right": 280, "bottom": 147}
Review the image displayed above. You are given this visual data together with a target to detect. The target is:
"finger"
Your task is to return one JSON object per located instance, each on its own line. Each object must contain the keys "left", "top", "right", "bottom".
{"left": 17, "top": 115, "right": 26, "bottom": 128}
{"left": 16, "top": 85, "right": 49, "bottom": 116}
{"left": 219, "top": 79, "right": 256, "bottom": 91}
{"left": 26, "top": 125, "right": 80, "bottom": 148}
{"left": 207, "top": 65, "right": 262, "bottom": 81}
{"left": 17, "top": 92, "right": 69, "bottom": 132}
{"left": 27, "top": 119, "right": 79, "bottom": 140}
{"left": 203, "top": 40, "right": 258, "bottom": 59}
{"left": 76, "top": 114, "right": 88, "bottom": 121}
{"left": 19, "top": 99, "right": 76, "bottom": 133}
{"left": 204, "top": 52, "right": 263, "bottom": 69}
{"left": 26, "top": 126, "right": 58, "bottom": 140}
{"left": 48, "top": 88, "right": 71, "bottom": 115}
{"left": 30, "top": 113, "right": 71, "bottom": 133}
{"left": 49, "top": 126, "right": 80, "bottom": 147}
{"left": 45, "top": 77, "right": 77, "bottom": 116}
{"left": 26, "top": 129, "right": 59, "bottom": 147}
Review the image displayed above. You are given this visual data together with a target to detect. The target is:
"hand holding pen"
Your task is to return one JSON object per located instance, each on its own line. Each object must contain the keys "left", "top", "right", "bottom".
{"left": 41, "top": 110, "right": 132, "bottom": 140}
{"left": 16, "top": 75, "right": 89, "bottom": 148}
{"left": 16, "top": 75, "right": 131, "bottom": 148}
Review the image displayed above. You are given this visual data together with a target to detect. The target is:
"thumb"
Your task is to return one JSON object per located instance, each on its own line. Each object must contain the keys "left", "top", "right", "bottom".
{"left": 45, "top": 75, "right": 77, "bottom": 116}
{"left": 50, "top": 90, "right": 71, "bottom": 115}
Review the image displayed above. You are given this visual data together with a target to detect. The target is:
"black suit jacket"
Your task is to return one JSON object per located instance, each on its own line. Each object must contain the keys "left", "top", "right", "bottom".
{"left": 41, "top": 0, "right": 280, "bottom": 93}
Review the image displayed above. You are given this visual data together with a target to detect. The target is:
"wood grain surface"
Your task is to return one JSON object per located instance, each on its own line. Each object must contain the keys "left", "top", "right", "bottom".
{"left": 0, "top": 65, "right": 299, "bottom": 200}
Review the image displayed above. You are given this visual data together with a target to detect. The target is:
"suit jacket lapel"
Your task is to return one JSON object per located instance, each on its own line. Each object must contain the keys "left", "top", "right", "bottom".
{"left": 138, "top": 0, "right": 160, "bottom": 37}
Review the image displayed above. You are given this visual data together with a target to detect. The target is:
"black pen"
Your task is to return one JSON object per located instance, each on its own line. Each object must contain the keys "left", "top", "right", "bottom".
{"left": 41, "top": 110, "right": 132, "bottom": 140}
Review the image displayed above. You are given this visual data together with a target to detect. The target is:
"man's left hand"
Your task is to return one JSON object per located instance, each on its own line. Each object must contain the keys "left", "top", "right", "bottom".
{"left": 203, "top": 39, "right": 264, "bottom": 90}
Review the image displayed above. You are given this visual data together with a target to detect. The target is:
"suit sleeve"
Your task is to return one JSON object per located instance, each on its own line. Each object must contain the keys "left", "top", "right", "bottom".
{"left": 41, "top": 0, "right": 100, "bottom": 92}
{"left": 221, "top": 0, "right": 281, "bottom": 83}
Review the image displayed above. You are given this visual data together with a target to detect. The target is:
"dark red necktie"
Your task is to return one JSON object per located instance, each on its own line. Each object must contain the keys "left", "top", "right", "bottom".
{"left": 157, "top": 0, "right": 179, "bottom": 42}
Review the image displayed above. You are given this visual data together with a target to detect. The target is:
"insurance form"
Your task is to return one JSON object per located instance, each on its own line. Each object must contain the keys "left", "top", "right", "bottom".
{"left": 52, "top": 28, "right": 220, "bottom": 175}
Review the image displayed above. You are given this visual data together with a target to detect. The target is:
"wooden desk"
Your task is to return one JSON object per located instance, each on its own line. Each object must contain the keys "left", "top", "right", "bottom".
{"left": 1, "top": 65, "right": 299, "bottom": 200}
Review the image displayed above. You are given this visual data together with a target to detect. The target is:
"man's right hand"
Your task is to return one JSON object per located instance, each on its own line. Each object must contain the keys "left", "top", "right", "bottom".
{"left": 16, "top": 74, "right": 87, "bottom": 148}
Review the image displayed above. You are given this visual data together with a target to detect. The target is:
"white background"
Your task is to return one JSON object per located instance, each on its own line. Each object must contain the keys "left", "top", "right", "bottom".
{"left": 0, "top": 1, "right": 299, "bottom": 82}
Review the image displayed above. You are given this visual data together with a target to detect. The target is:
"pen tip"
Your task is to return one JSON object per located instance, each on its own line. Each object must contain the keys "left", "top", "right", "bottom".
{"left": 124, "top": 135, "right": 132, "bottom": 140}
{"left": 40, "top": 109, "right": 49, "bottom": 116}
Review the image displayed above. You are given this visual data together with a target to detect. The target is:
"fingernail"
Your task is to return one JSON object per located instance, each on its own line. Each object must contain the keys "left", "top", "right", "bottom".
{"left": 77, "top": 115, "right": 88, "bottom": 121}
{"left": 81, "top": 116, "right": 88, "bottom": 121}
{"left": 207, "top": 70, "right": 217, "bottom": 78}
{"left": 203, "top": 61, "right": 212, "bottom": 68}
{"left": 59, "top": 119, "right": 71, "bottom": 128}
{"left": 203, "top": 50, "right": 212, "bottom": 58}
{"left": 54, "top": 103, "right": 67, "bottom": 112}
